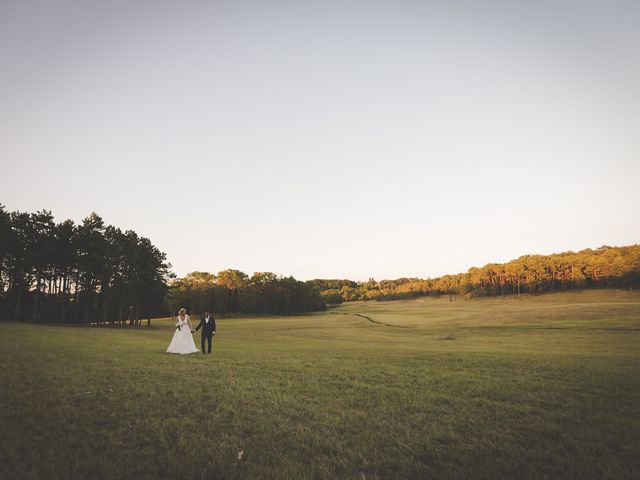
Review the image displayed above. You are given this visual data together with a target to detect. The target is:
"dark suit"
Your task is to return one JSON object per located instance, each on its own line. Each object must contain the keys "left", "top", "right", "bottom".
{"left": 194, "top": 315, "right": 216, "bottom": 353}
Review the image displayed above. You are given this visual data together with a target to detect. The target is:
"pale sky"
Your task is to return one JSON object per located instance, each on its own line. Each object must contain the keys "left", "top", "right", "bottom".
{"left": 1, "top": 0, "right": 639, "bottom": 280}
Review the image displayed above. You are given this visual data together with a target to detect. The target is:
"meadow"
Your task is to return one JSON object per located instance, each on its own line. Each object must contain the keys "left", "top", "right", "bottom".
{"left": 1, "top": 289, "right": 639, "bottom": 479}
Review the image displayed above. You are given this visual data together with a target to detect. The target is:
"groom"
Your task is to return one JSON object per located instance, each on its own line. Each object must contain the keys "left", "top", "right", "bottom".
{"left": 192, "top": 310, "right": 216, "bottom": 354}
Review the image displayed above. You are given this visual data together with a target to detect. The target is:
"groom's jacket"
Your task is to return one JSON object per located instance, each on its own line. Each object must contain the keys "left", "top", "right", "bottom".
{"left": 195, "top": 315, "right": 216, "bottom": 335}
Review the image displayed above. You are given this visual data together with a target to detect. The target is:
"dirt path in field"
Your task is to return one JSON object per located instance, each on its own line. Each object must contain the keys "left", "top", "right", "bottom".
{"left": 349, "top": 312, "right": 410, "bottom": 328}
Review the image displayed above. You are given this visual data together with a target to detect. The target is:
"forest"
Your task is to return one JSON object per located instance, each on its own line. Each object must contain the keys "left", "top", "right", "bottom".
{"left": 0, "top": 206, "right": 325, "bottom": 323}
{"left": 0, "top": 206, "right": 171, "bottom": 324}
{"left": 167, "top": 271, "right": 325, "bottom": 316}
{"left": 313, "top": 245, "right": 640, "bottom": 302}
{"left": 168, "top": 245, "right": 640, "bottom": 313}
{"left": 2, "top": 205, "right": 639, "bottom": 323}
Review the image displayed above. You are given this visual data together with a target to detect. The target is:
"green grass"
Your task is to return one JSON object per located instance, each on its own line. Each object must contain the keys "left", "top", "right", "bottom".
{"left": 1, "top": 289, "right": 639, "bottom": 479}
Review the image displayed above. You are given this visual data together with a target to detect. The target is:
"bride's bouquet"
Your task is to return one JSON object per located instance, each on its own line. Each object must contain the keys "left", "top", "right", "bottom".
{"left": 175, "top": 319, "right": 182, "bottom": 331}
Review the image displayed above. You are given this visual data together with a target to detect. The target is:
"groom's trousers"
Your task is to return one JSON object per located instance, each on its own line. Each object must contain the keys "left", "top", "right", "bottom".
{"left": 201, "top": 334, "right": 213, "bottom": 354}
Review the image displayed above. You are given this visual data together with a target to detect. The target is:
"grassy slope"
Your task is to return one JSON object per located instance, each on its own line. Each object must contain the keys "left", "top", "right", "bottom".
{"left": 1, "top": 289, "right": 639, "bottom": 479}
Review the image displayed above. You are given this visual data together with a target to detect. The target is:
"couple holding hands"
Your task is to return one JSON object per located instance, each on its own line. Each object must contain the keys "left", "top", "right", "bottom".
{"left": 166, "top": 307, "right": 216, "bottom": 355}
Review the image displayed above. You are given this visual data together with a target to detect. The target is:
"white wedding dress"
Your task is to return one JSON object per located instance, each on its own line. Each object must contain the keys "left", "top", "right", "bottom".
{"left": 166, "top": 315, "right": 199, "bottom": 354}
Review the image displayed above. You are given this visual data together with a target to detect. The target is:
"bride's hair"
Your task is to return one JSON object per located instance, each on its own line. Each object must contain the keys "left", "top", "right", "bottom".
{"left": 178, "top": 308, "right": 186, "bottom": 315}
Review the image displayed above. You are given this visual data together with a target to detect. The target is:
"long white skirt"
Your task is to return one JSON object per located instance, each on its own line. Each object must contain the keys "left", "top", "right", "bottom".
{"left": 166, "top": 327, "right": 199, "bottom": 354}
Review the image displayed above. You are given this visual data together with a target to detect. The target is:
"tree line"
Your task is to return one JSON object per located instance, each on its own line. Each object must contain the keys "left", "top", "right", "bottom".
{"left": 0, "top": 206, "right": 326, "bottom": 323}
{"left": 313, "top": 245, "right": 640, "bottom": 302}
{"left": 0, "top": 206, "right": 171, "bottom": 324}
{"left": 3, "top": 204, "right": 637, "bottom": 322}
{"left": 167, "top": 270, "right": 326, "bottom": 316}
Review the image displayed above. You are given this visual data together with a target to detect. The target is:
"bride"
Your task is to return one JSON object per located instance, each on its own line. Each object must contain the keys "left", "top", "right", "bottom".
{"left": 166, "top": 308, "right": 199, "bottom": 354}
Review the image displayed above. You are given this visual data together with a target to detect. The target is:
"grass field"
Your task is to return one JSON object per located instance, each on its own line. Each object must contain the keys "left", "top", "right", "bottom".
{"left": 1, "top": 289, "right": 639, "bottom": 479}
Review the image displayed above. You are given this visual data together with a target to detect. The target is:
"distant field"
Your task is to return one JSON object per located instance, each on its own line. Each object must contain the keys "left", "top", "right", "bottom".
{"left": 1, "top": 289, "right": 639, "bottom": 479}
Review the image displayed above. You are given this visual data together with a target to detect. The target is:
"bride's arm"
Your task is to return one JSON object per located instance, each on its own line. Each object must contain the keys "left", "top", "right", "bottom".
{"left": 187, "top": 315, "right": 193, "bottom": 330}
